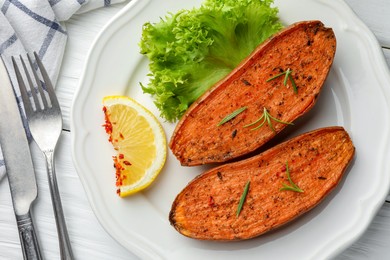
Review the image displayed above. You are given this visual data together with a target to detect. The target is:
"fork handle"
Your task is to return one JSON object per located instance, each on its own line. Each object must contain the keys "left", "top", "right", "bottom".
{"left": 16, "top": 211, "right": 42, "bottom": 260}
{"left": 44, "top": 150, "right": 74, "bottom": 260}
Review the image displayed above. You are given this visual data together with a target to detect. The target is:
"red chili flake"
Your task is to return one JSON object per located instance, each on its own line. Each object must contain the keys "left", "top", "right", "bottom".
{"left": 118, "top": 154, "right": 124, "bottom": 159}
{"left": 113, "top": 156, "right": 122, "bottom": 176}
{"left": 116, "top": 173, "right": 124, "bottom": 186}
{"left": 113, "top": 153, "right": 127, "bottom": 196}
{"left": 119, "top": 132, "right": 124, "bottom": 139}
{"left": 208, "top": 196, "right": 215, "bottom": 207}
{"left": 116, "top": 189, "right": 120, "bottom": 195}
{"left": 103, "top": 106, "right": 107, "bottom": 113}
{"left": 103, "top": 123, "right": 112, "bottom": 135}
{"left": 276, "top": 164, "right": 287, "bottom": 178}
{"left": 123, "top": 161, "right": 132, "bottom": 166}
{"left": 102, "top": 110, "right": 113, "bottom": 135}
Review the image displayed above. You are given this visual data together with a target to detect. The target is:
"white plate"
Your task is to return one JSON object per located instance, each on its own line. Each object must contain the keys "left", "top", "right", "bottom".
{"left": 71, "top": 0, "right": 390, "bottom": 259}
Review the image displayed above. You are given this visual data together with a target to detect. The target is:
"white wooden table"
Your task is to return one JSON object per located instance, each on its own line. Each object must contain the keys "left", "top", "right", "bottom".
{"left": 1, "top": 0, "right": 389, "bottom": 259}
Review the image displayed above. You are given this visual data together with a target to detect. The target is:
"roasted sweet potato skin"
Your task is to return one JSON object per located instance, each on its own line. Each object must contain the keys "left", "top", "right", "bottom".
{"left": 169, "top": 127, "right": 355, "bottom": 241}
{"left": 169, "top": 21, "right": 336, "bottom": 166}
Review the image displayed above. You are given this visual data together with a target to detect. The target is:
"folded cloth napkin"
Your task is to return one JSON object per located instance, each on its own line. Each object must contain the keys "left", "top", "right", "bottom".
{"left": 0, "top": 0, "right": 127, "bottom": 181}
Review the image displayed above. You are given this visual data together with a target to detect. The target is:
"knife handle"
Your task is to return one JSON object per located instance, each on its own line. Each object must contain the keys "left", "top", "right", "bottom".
{"left": 16, "top": 212, "right": 42, "bottom": 260}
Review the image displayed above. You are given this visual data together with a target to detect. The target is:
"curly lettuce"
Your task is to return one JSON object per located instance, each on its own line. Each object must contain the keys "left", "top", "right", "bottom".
{"left": 139, "top": 0, "right": 283, "bottom": 122}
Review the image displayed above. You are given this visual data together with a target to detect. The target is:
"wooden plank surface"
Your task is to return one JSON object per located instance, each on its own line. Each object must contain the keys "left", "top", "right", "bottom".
{"left": 1, "top": 0, "right": 390, "bottom": 259}
{"left": 344, "top": 0, "right": 390, "bottom": 48}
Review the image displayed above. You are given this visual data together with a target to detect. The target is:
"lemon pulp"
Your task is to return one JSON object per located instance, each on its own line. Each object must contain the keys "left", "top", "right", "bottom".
{"left": 102, "top": 95, "right": 167, "bottom": 197}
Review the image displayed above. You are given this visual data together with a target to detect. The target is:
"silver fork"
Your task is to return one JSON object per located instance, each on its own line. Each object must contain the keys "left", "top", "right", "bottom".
{"left": 12, "top": 52, "right": 74, "bottom": 260}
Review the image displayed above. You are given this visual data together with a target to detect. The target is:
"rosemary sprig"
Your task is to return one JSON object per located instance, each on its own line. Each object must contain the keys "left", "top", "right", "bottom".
{"left": 280, "top": 161, "right": 303, "bottom": 193}
{"left": 243, "top": 107, "right": 293, "bottom": 132}
{"left": 217, "top": 106, "right": 247, "bottom": 126}
{"left": 236, "top": 180, "right": 250, "bottom": 217}
{"left": 267, "top": 68, "right": 298, "bottom": 94}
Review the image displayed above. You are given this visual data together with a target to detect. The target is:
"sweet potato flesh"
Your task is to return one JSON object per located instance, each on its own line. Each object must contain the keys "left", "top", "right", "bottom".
{"left": 169, "top": 21, "right": 336, "bottom": 166}
{"left": 169, "top": 127, "right": 355, "bottom": 240}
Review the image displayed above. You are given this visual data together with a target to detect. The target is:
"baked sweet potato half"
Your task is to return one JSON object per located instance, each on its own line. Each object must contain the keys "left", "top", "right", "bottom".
{"left": 169, "top": 127, "right": 354, "bottom": 240}
{"left": 169, "top": 20, "right": 336, "bottom": 166}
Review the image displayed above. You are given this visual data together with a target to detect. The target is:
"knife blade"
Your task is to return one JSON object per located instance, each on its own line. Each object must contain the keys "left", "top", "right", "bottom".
{"left": 0, "top": 57, "right": 42, "bottom": 260}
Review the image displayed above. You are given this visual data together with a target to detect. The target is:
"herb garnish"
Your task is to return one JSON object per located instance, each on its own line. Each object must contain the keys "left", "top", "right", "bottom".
{"left": 267, "top": 68, "right": 298, "bottom": 94}
{"left": 280, "top": 161, "right": 303, "bottom": 193}
{"left": 236, "top": 181, "right": 250, "bottom": 217}
{"left": 217, "top": 106, "right": 247, "bottom": 126}
{"left": 244, "top": 107, "right": 293, "bottom": 132}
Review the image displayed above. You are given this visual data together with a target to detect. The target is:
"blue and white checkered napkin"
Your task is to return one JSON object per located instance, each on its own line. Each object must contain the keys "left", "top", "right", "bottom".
{"left": 0, "top": 0, "right": 127, "bottom": 181}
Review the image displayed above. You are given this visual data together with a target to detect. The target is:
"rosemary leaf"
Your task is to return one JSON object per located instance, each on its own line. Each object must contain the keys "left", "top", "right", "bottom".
{"left": 244, "top": 107, "right": 293, "bottom": 131}
{"left": 279, "top": 161, "right": 303, "bottom": 193}
{"left": 266, "top": 113, "right": 275, "bottom": 132}
{"left": 252, "top": 120, "right": 266, "bottom": 130}
{"left": 266, "top": 68, "right": 298, "bottom": 94}
{"left": 243, "top": 114, "right": 264, "bottom": 128}
{"left": 236, "top": 181, "right": 250, "bottom": 217}
{"left": 266, "top": 71, "right": 286, "bottom": 82}
{"left": 283, "top": 68, "right": 291, "bottom": 86}
{"left": 288, "top": 74, "right": 298, "bottom": 94}
{"left": 269, "top": 114, "right": 294, "bottom": 125}
{"left": 217, "top": 106, "right": 247, "bottom": 126}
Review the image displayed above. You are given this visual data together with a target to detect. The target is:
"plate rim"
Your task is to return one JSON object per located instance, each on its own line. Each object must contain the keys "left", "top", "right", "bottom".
{"left": 70, "top": 0, "right": 390, "bottom": 259}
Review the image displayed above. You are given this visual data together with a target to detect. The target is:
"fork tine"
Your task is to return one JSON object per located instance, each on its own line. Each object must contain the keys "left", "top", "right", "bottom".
{"left": 33, "top": 52, "right": 59, "bottom": 108}
{"left": 12, "top": 56, "right": 34, "bottom": 115}
{"left": 19, "top": 55, "right": 41, "bottom": 111}
{"left": 27, "top": 53, "right": 49, "bottom": 109}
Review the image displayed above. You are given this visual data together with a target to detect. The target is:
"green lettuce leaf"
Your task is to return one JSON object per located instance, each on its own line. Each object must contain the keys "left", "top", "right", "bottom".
{"left": 140, "top": 0, "right": 283, "bottom": 122}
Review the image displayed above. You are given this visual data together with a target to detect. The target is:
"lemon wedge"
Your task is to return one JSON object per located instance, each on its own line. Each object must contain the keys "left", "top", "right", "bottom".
{"left": 102, "top": 95, "right": 167, "bottom": 197}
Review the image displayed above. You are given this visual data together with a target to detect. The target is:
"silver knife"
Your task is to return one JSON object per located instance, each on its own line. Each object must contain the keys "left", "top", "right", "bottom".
{"left": 0, "top": 57, "right": 42, "bottom": 260}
